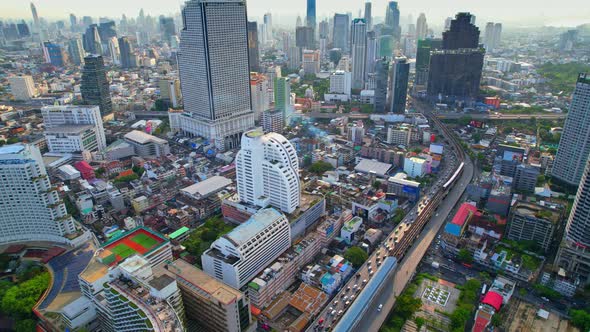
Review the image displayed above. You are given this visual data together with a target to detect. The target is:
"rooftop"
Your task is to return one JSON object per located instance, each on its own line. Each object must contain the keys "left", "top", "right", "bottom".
{"left": 354, "top": 159, "right": 392, "bottom": 177}
{"left": 44, "top": 124, "right": 94, "bottom": 134}
{"left": 166, "top": 259, "right": 243, "bottom": 305}
{"left": 513, "top": 201, "right": 561, "bottom": 223}
{"left": 223, "top": 208, "right": 286, "bottom": 248}
{"left": 451, "top": 203, "right": 480, "bottom": 226}
{"left": 100, "top": 227, "right": 168, "bottom": 266}
{"left": 124, "top": 130, "right": 167, "bottom": 145}
{"left": 181, "top": 176, "right": 232, "bottom": 198}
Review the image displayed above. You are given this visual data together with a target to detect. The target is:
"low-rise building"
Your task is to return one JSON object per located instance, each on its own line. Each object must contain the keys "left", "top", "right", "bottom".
{"left": 507, "top": 201, "right": 562, "bottom": 252}
{"left": 124, "top": 130, "right": 170, "bottom": 158}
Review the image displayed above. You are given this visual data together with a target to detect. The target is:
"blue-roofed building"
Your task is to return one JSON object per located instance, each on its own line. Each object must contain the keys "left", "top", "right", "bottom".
{"left": 202, "top": 208, "right": 292, "bottom": 289}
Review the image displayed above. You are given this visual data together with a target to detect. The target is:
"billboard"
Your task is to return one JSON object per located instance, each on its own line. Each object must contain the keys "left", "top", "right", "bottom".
{"left": 430, "top": 143, "right": 444, "bottom": 155}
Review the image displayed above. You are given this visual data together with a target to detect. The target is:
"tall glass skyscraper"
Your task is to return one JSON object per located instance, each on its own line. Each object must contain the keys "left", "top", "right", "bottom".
{"left": 170, "top": 0, "right": 255, "bottom": 150}
{"left": 552, "top": 73, "right": 590, "bottom": 187}
{"left": 306, "top": 0, "right": 316, "bottom": 30}
{"left": 247, "top": 21, "right": 260, "bottom": 72}
{"left": 388, "top": 56, "right": 409, "bottom": 114}
{"left": 385, "top": 1, "right": 400, "bottom": 40}
{"left": 81, "top": 55, "right": 112, "bottom": 116}
{"left": 350, "top": 18, "right": 367, "bottom": 90}
{"left": 333, "top": 14, "right": 349, "bottom": 53}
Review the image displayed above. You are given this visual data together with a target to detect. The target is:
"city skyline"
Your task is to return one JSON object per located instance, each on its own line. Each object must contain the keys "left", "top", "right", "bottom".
{"left": 2, "top": 0, "right": 589, "bottom": 27}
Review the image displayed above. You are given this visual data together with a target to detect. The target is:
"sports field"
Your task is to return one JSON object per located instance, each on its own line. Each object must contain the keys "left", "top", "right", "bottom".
{"left": 103, "top": 228, "right": 165, "bottom": 265}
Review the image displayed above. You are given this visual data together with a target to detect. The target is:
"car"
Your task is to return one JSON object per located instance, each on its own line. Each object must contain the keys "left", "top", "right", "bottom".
{"left": 331, "top": 310, "right": 337, "bottom": 316}
{"left": 362, "top": 279, "right": 368, "bottom": 284}
{"left": 377, "top": 304, "right": 383, "bottom": 312}
{"left": 319, "top": 318, "right": 325, "bottom": 324}
{"left": 343, "top": 296, "right": 348, "bottom": 301}
{"left": 328, "top": 307, "right": 333, "bottom": 312}
{"left": 345, "top": 301, "right": 351, "bottom": 306}
{"left": 333, "top": 300, "right": 339, "bottom": 306}
{"left": 337, "top": 310, "right": 343, "bottom": 316}
{"left": 351, "top": 295, "right": 356, "bottom": 300}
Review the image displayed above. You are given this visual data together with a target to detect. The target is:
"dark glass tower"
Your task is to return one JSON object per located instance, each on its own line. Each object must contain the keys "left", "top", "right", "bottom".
{"left": 388, "top": 56, "right": 409, "bottom": 113}
{"left": 159, "top": 16, "right": 176, "bottom": 44}
{"left": 81, "top": 55, "right": 112, "bottom": 115}
{"left": 415, "top": 38, "right": 442, "bottom": 85}
{"left": 118, "top": 36, "right": 135, "bottom": 69}
{"left": 247, "top": 21, "right": 260, "bottom": 72}
{"left": 333, "top": 14, "right": 349, "bottom": 53}
{"left": 385, "top": 1, "right": 400, "bottom": 40}
{"left": 374, "top": 57, "right": 389, "bottom": 113}
{"left": 426, "top": 12, "right": 484, "bottom": 101}
{"left": 306, "top": 0, "right": 316, "bottom": 29}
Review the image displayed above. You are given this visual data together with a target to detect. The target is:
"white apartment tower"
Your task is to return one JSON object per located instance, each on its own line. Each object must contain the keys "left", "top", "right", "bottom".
{"left": 351, "top": 18, "right": 367, "bottom": 89}
{"left": 170, "top": 0, "right": 255, "bottom": 150}
{"left": 329, "top": 70, "right": 352, "bottom": 96}
{"left": 8, "top": 75, "right": 37, "bottom": 100}
{"left": 236, "top": 130, "right": 300, "bottom": 214}
{"left": 201, "top": 208, "right": 291, "bottom": 289}
{"left": 41, "top": 105, "right": 107, "bottom": 153}
{"left": 250, "top": 72, "right": 271, "bottom": 120}
{"left": 0, "top": 144, "right": 76, "bottom": 245}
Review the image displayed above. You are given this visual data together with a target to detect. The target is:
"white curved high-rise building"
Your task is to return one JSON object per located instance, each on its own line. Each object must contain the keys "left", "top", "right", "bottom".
{"left": 236, "top": 130, "right": 300, "bottom": 214}
{"left": 0, "top": 144, "right": 76, "bottom": 245}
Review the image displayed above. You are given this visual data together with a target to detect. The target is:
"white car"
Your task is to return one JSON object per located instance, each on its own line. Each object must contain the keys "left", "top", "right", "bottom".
{"left": 377, "top": 304, "right": 383, "bottom": 312}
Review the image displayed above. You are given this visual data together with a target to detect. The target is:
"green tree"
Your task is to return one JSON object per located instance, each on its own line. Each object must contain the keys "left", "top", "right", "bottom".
{"left": 457, "top": 249, "right": 473, "bottom": 264}
{"left": 372, "top": 180, "right": 382, "bottom": 190}
{"left": 15, "top": 319, "right": 37, "bottom": 332}
{"left": 570, "top": 309, "right": 590, "bottom": 332}
{"left": 308, "top": 161, "right": 334, "bottom": 175}
{"left": 344, "top": 246, "right": 368, "bottom": 268}
{"left": 458, "top": 116, "right": 472, "bottom": 126}
{"left": 1, "top": 272, "right": 50, "bottom": 319}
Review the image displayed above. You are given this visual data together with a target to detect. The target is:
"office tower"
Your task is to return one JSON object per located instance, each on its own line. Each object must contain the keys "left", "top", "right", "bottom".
{"left": 319, "top": 20, "right": 329, "bottom": 39}
{"left": 558, "top": 30, "right": 578, "bottom": 52}
{"left": 98, "top": 21, "right": 117, "bottom": 44}
{"left": 365, "top": 30, "right": 377, "bottom": 79}
{"left": 378, "top": 35, "right": 394, "bottom": 58}
{"left": 274, "top": 77, "right": 291, "bottom": 122}
{"left": 374, "top": 57, "right": 389, "bottom": 113}
{"left": 364, "top": 1, "right": 372, "bottom": 30}
{"left": 159, "top": 16, "right": 176, "bottom": 44}
{"left": 8, "top": 76, "right": 37, "bottom": 100}
{"left": 42, "top": 42, "right": 69, "bottom": 67}
{"left": 351, "top": 19, "right": 367, "bottom": 89}
{"left": 484, "top": 22, "right": 502, "bottom": 52}
{"left": 388, "top": 56, "right": 409, "bottom": 113}
{"left": 552, "top": 74, "right": 590, "bottom": 186}
{"left": 17, "top": 22, "right": 30, "bottom": 38}
{"left": 68, "top": 38, "right": 85, "bottom": 65}
{"left": 69, "top": 13, "right": 77, "bottom": 31}
{"left": 0, "top": 144, "right": 76, "bottom": 245}
{"left": 41, "top": 105, "right": 107, "bottom": 153}
{"left": 333, "top": 14, "right": 350, "bottom": 53}
{"left": 166, "top": 259, "right": 251, "bottom": 332}
{"left": 107, "top": 37, "right": 120, "bottom": 65}
{"left": 81, "top": 55, "right": 112, "bottom": 116}
{"left": 416, "top": 13, "right": 427, "bottom": 39}
{"left": 30, "top": 2, "right": 40, "bottom": 30}
{"left": 159, "top": 78, "right": 182, "bottom": 108}
{"left": 263, "top": 12, "right": 272, "bottom": 40}
{"left": 302, "top": 50, "right": 321, "bottom": 75}
{"left": 250, "top": 72, "right": 270, "bottom": 119}
{"left": 170, "top": 0, "right": 255, "bottom": 150}
{"left": 296, "top": 26, "right": 315, "bottom": 50}
{"left": 307, "top": 0, "right": 316, "bottom": 29}
{"left": 83, "top": 24, "right": 102, "bottom": 54}
{"left": 287, "top": 46, "right": 301, "bottom": 70}
{"left": 556, "top": 155, "right": 590, "bottom": 286}
{"left": 415, "top": 38, "right": 442, "bottom": 85}
{"left": 236, "top": 130, "right": 300, "bottom": 213}
{"left": 247, "top": 21, "right": 260, "bottom": 72}
{"left": 444, "top": 17, "right": 452, "bottom": 30}
{"left": 493, "top": 23, "right": 502, "bottom": 50}
{"left": 385, "top": 1, "right": 401, "bottom": 40}
{"left": 118, "top": 36, "right": 135, "bottom": 69}
{"left": 202, "top": 208, "right": 291, "bottom": 289}
{"left": 427, "top": 12, "right": 484, "bottom": 100}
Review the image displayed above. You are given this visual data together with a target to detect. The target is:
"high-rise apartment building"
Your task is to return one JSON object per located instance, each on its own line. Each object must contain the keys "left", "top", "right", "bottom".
{"left": 250, "top": 72, "right": 271, "bottom": 119}
{"left": 552, "top": 74, "right": 590, "bottom": 187}
{"left": 261, "top": 110, "right": 284, "bottom": 134}
{"left": 415, "top": 38, "right": 442, "bottom": 86}
{"left": 247, "top": 21, "right": 260, "bottom": 72}
{"left": 302, "top": 49, "right": 321, "bottom": 75}
{"left": 556, "top": 155, "right": 590, "bottom": 286}
{"left": 306, "top": 0, "right": 316, "bottom": 30}
{"left": 351, "top": 18, "right": 367, "bottom": 90}
{"left": 202, "top": 208, "right": 291, "bottom": 289}
{"left": 365, "top": 31, "right": 377, "bottom": 79}
{"left": 296, "top": 26, "right": 315, "bottom": 50}
{"left": 427, "top": 12, "right": 484, "bottom": 100}
{"left": 118, "top": 36, "right": 135, "bottom": 69}
{"left": 166, "top": 259, "right": 251, "bottom": 332}
{"left": 374, "top": 58, "right": 389, "bottom": 113}
{"left": 333, "top": 14, "right": 350, "bottom": 53}
{"left": 68, "top": 38, "right": 85, "bottom": 65}
{"left": 274, "top": 77, "right": 291, "bottom": 123}
{"left": 107, "top": 37, "right": 120, "bottom": 65}
{"left": 81, "top": 55, "right": 112, "bottom": 116}
{"left": 507, "top": 201, "right": 561, "bottom": 253}
{"left": 159, "top": 78, "right": 182, "bottom": 108}
{"left": 43, "top": 42, "right": 69, "bottom": 67}
{"left": 287, "top": 45, "right": 301, "bottom": 70}
{"left": 170, "top": 0, "right": 255, "bottom": 150}
{"left": 484, "top": 22, "right": 502, "bottom": 52}
{"left": 236, "top": 130, "right": 300, "bottom": 213}
{"left": 8, "top": 75, "right": 37, "bottom": 100}
{"left": 83, "top": 24, "right": 102, "bottom": 54}
{"left": 263, "top": 13, "right": 272, "bottom": 40}
{"left": 416, "top": 13, "right": 427, "bottom": 40}
{"left": 41, "top": 105, "right": 107, "bottom": 153}
{"left": 329, "top": 70, "right": 352, "bottom": 96}
{"left": 388, "top": 56, "right": 409, "bottom": 113}
{"left": 364, "top": 1, "right": 372, "bottom": 30}
{"left": 0, "top": 144, "right": 76, "bottom": 245}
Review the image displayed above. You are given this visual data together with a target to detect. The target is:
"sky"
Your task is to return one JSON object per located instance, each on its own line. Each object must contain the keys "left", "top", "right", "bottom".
{"left": 2, "top": 0, "right": 590, "bottom": 28}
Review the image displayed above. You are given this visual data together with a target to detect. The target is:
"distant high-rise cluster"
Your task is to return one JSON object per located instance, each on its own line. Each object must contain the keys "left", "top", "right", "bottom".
{"left": 484, "top": 22, "right": 502, "bottom": 52}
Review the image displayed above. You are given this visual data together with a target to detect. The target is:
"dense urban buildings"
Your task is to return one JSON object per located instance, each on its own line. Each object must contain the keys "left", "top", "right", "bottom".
{"left": 552, "top": 73, "right": 590, "bottom": 187}
{"left": 170, "top": 0, "right": 255, "bottom": 150}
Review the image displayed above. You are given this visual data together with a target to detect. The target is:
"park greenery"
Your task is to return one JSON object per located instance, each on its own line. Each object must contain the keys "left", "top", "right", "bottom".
{"left": 569, "top": 308, "right": 590, "bottom": 332}
{"left": 114, "top": 173, "right": 140, "bottom": 183}
{"left": 538, "top": 62, "right": 590, "bottom": 95}
{"left": 449, "top": 279, "right": 481, "bottom": 332}
{"left": 308, "top": 161, "right": 334, "bottom": 175}
{"left": 182, "top": 215, "right": 235, "bottom": 267}
{"left": 457, "top": 248, "right": 474, "bottom": 264}
{"left": 344, "top": 246, "right": 368, "bottom": 268}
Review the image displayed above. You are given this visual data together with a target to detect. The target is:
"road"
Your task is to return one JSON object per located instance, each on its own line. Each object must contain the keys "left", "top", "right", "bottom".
{"left": 301, "top": 112, "right": 566, "bottom": 121}
{"left": 357, "top": 157, "right": 474, "bottom": 332}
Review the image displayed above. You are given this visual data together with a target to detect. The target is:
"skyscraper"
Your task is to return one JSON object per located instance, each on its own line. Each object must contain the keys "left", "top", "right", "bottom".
{"left": 306, "top": 0, "right": 316, "bottom": 30}
{"left": 43, "top": 42, "right": 69, "bottom": 67}
{"left": 374, "top": 57, "right": 389, "bottom": 113}
{"left": 427, "top": 13, "right": 484, "bottom": 100}
{"left": 68, "top": 38, "right": 85, "bottom": 65}
{"left": 484, "top": 22, "right": 502, "bottom": 52}
{"left": 159, "top": 16, "right": 176, "bottom": 44}
{"left": 274, "top": 77, "right": 291, "bottom": 123}
{"left": 388, "top": 56, "right": 409, "bottom": 113}
{"left": 118, "top": 36, "right": 135, "bottom": 69}
{"left": 83, "top": 24, "right": 102, "bottom": 54}
{"left": 81, "top": 55, "right": 112, "bottom": 116}
{"left": 365, "top": 30, "right": 377, "bottom": 79}
{"left": 416, "top": 13, "right": 427, "bottom": 39}
{"left": 351, "top": 19, "right": 367, "bottom": 89}
{"left": 333, "top": 14, "right": 350, "bottom": 53}
{"left": 296, "top": 26, "right": 315, "bottom": 50}
{"left": 236, "top": 130, "right": 300, "bottom": 213}
{"left": 0, "top": 144, "right": 76, "bottom": 245}
{"left": 364, "top": 1, "right": 372, "bottom": 31}
{"left": 30, "top": 2, "right": 40, "bottom": 30}
{"left": 556, "top": 155, "right": 590, "bottom": 286}
{"left": 385, "top": 1, "right": 401, "bottom": 40}
{"left": 415, "top": 38, "right": 441, "bottom": 85}
{"left": 69, "top": 13, "right": 77, "bottom": 31}
{"left": 107, "top": 37, "right": 120, "bottom": 65}
{"left": 247, "top": 21, "right": 260, "bottom": 72}
{"left": 170, "top": 0, "right": 255, "bottom": 150}
{"left": 263, "top": 12, "right": 272, "bottom": 40}
{"left": 552, "top": 74, "right": 590, "bottom": 187}
{"left": 98, "top": 21, "right": 117, "bottom": 42}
